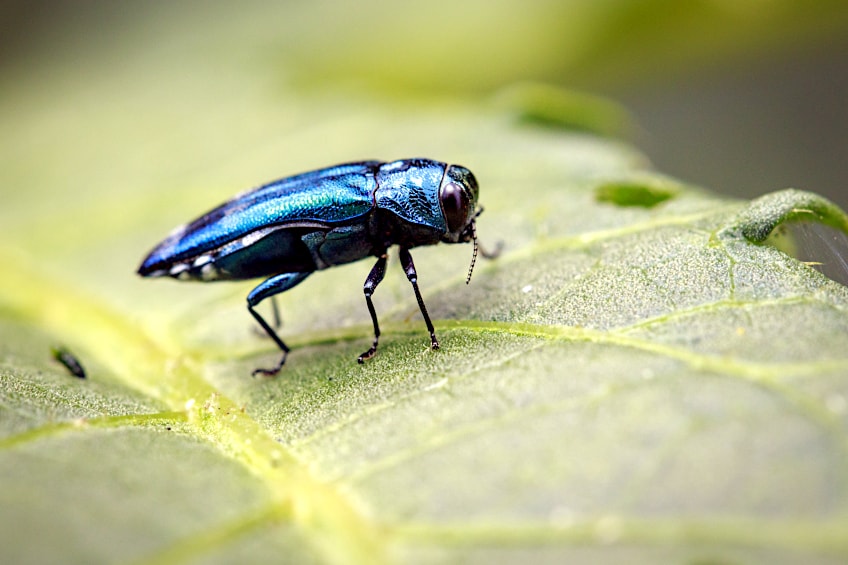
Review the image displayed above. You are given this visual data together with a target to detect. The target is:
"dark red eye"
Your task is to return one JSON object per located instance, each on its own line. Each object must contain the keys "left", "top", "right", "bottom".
{"left": 440, "top": 181, "right": 470, "bottom": 234}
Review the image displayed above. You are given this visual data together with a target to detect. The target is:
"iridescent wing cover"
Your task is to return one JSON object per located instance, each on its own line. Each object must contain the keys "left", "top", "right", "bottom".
{"left": 139, "top": 161, "right": 382, "bottom": 275}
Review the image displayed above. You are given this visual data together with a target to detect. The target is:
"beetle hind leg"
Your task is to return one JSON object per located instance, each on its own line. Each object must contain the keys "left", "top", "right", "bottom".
{"left": 248, "top": 304, "right": 289, "bottom": 377}
{"left": 251, "top": 296, "right": 282, "bottom": 338}
{"left": 246, "top": 272, "right": 310, "bottom": 376}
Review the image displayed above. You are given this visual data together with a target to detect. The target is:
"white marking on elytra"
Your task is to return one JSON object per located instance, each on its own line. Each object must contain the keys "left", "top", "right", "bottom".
{"left": 193, "top": 254, "right": 213, "bottom": 267}
{"left": 383, "top": 161, "right": 406, "bottom": 172}
{"left": 170, "top": 263, "right": 190, "bottom": 276}
{"left": 241, "top": 230, "right": 269, "bottom": 247}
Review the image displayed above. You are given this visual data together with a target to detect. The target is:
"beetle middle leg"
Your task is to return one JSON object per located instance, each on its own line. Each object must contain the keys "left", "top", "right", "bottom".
{"left": 247, "top": 271, "right": 310, "bottom": 376}
{"left": 358, "top": 253, "right": 387, "bottom": 363}
{"left": 399, "top": 247, "right": 439, "bottom": 351}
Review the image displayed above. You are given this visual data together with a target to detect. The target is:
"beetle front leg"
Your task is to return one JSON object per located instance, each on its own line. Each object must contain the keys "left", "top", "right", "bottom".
{"left": 358, "top": 253, "right": 387, "bottom": 363}
{"left": 398, "top": 247, "right": 439, "bottom": 351}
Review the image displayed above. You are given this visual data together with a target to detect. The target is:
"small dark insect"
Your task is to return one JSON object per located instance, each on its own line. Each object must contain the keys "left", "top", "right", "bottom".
{"left": 138, "top": 158, "right": 499, "bottom": 376}
{"left": 51, "top": 346, "right": 86, "bottom": 379}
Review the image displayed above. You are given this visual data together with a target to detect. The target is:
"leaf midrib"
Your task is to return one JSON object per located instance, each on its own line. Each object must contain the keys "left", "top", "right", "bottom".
{"left": 0, "top": 249, "right": 386, "bottom": 565}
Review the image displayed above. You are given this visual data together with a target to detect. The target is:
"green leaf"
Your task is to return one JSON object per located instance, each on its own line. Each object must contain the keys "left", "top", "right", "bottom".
{"left": 3, "top": 4, "right": 848, "bottom": 565}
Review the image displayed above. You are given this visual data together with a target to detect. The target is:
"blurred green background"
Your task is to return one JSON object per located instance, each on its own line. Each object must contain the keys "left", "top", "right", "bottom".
{"left": 2, "top": 0, "right": 847, "bottom": 207}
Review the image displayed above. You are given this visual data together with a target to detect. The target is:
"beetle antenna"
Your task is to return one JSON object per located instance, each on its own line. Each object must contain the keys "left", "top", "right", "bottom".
{"left": 466, "top": 220, "right": 479, "bottom": 285}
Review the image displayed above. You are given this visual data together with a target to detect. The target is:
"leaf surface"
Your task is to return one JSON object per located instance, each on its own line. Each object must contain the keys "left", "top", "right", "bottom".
{"left": 2, "top": 3, "right": 848, "bottom": 565}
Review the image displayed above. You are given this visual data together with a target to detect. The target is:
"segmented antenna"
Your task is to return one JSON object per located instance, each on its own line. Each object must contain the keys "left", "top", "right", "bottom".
{"left": 466, "top": 220, "right": 479, "bottom": 285}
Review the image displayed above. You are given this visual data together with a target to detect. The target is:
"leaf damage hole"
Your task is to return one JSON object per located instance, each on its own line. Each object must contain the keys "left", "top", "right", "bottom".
{"left": 719, "top": 189, "right": 848, "bottom": 287}
{"left": 765, "top": 222, "right": 848, "bottom": 286}
{"left": 594, "top": 180, "right": 678, "bottom": 208}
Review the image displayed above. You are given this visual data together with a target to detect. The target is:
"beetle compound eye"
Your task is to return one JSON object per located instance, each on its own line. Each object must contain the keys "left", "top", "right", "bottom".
{"left": 440, "top": 181, "right": 470, "bottom": 234}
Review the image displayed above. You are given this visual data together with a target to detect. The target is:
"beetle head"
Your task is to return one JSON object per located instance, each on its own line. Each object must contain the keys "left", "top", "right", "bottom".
{"left": 439, "top": 165, "right": 479, "bottom": 244}
{"left": 439, "top": 164, "right": 490, "bottom": 283}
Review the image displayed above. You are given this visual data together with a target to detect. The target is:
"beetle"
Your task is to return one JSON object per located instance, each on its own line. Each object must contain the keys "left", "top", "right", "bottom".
{"left": 137, "top": 158, "right": 497, "bottom": 376}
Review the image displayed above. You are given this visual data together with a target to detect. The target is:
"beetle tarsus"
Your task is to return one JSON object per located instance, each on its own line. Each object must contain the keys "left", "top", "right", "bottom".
{"left": 251, "top": 353, "right": 287, "bottom": 377}
{"left": 358, "top": 341, "right": 378, "bottom": 364}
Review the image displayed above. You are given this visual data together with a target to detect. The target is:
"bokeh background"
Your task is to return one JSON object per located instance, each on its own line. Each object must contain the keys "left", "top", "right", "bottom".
{"left": 2, "top": 0, "right": 847, "bottom": 208}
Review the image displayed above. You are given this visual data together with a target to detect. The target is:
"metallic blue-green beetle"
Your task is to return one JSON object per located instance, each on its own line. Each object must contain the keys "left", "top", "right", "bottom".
{"left": 138, "top": 158, "right": 494, "bottom": 375}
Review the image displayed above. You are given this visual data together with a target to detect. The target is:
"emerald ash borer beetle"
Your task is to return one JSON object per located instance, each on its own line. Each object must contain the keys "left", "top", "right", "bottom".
{"left": 138, "top": 158, "right": 498, "bottom": 375}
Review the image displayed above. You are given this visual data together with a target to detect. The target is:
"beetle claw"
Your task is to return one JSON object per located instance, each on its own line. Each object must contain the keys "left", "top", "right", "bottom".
{"left": 358, "top": 337, "right": 379, "bottom": 363}
{"left": 251, "top": 353, "right": 287, "bottom": 377}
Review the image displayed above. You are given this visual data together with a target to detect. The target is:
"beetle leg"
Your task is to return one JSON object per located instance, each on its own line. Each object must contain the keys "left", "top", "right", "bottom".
{"left": 251, "top": 296, "right": 282, "bottom": 338}
{"left": 398, "top": 247, "right": 440, "bottom": 351}
{"left": 270, "top": 296, "right": 282, "bottom": 329}
{"left": 358, "top": 254, "right": 388, "bottom": 363}
{"left": 246, "top": 272, "right": 311, "bottom": 376}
